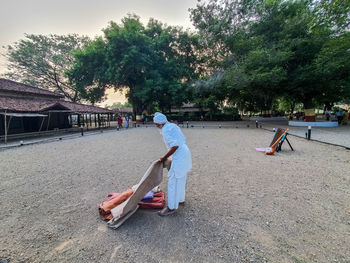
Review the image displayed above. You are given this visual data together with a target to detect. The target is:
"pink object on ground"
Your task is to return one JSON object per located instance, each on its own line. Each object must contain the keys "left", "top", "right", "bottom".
{"left": 255, "top": 148, "right": 266, "bottom": 152}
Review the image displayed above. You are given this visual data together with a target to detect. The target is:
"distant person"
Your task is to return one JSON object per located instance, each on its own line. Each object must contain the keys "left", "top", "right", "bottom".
{"left": 153, "top": 112, "right": 192, "bottom": 216}
{"left": 325, "top": 109, "right": 331, "bottom": 121}
{"left": 289, "top": 112, "right": 293, "bottom": 120}
{"left": 117, "top": 115, "right": 123, "bottom": 129}
{"left": 336, "top": 110, "right": 344, "bottom": 124}
{"left": 342, "top": 110, "right": 348, "bottom": 125}
{"left": 125, "top": 115, "right": 129, "bottom": 129}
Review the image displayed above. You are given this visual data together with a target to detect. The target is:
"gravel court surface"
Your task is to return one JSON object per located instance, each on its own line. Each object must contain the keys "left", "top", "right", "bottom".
{"left": 0, "top": 126, "right": 349, "bottom": 263}
{"left": 248, "top": 121, "right": 350, "bottom": 149}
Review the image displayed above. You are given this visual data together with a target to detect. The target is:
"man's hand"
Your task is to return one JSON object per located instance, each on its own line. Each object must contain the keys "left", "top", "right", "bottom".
{"left": 159, "top": 156, "right": 167, "bottom": 162}
{"left": 159, "top": 146, "right": 178, "bottom": 162}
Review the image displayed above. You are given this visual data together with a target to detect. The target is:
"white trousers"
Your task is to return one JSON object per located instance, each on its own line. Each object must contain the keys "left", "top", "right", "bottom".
{"left": 167, "top": 173, "right": 187, "bottom": 210}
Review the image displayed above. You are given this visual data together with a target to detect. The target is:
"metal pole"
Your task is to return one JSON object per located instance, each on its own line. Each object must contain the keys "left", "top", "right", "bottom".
{"left": 307, "top": 126, "right": 311, "bottom": 140}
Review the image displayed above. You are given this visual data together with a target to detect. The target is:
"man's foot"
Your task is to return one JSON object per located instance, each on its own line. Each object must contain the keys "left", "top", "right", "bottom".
{"left": 179, "top": 202, "right": 185, "bottom": 206}
{"left": 158, "top": 207, "right": 176, "bottom": 216}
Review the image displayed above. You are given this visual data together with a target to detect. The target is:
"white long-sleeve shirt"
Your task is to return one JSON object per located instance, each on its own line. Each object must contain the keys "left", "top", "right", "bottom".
{"left": 161, "top": 122, "right": 192, "bottom": 178}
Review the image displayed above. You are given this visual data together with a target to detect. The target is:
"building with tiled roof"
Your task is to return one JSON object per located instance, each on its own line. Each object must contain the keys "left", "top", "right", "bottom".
{"left": 0, "top": 78, "right": 113, "bottom": 140}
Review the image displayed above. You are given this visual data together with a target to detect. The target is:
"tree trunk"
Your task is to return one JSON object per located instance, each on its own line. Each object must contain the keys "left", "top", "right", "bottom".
{"left": 132, "top": 103, "right": 143, "bottom": 124}
{"left": 303, "top": 99, "right": 316, "bottom": 122}
{"left": 290, "top": 102, "right": 295, "bottom": 115}
{"left": 324, "top": 102, "right": 333, "bottom": 111}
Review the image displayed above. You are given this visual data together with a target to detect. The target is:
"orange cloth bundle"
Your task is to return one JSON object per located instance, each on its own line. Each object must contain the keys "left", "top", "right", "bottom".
{"left": 98, "top": 189, "right": 133, "bottom": 220}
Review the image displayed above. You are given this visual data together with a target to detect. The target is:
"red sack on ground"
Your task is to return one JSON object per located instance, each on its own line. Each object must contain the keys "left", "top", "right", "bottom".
{"left": 99, "top": 189, "right": 133, "bottom": 221}
{"left": 138, "top": 191, "right": 165, "bottom": 209}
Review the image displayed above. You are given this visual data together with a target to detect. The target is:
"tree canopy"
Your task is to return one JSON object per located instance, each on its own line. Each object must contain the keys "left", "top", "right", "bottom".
{"left": 68, "top": 15, "right": 202, "bottom": 114}
{"left": 3, "top": 34, "right": 91, "bottom": 102}
{"left": 190, "top": 0, "right": 350, "bottom": 113}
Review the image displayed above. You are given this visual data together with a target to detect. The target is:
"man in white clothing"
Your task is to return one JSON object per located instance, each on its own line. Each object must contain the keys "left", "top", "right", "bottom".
{"left": 153, "top": 112, "right": 192, "bottom": 216}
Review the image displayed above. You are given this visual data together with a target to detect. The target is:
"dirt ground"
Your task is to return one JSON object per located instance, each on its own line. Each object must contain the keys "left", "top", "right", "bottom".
{"left": 0, "top": 126, "right": 349, "bottom": 263}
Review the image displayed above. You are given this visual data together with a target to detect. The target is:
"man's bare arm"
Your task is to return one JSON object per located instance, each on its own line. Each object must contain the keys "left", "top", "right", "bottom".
{"left": 160, "top": 146, "right": 179, "bottom": 162}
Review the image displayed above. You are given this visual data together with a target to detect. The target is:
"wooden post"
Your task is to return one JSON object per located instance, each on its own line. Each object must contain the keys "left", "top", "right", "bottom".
{"left": 6, "top": 115, "right": 13, "bottom": 143}
{"left": 77, "top": 114, "right": 81, "bottom": 127}
{"left": 46, "top": 112, "right": 51, "bottom": 131}
{"left": 7, "top": 115, "right": 12, "bottom": 131}
{"left": 85, "top": 114, "right": 89, "bottom": 131}
{"left": 4, "top": 110, "right": 7, "bottom": 144}
{"left": 39, "top": 116, "right": 45, "bottom": 132}
{"left": 3, "top": 111, "right": 14, "bottom": 144}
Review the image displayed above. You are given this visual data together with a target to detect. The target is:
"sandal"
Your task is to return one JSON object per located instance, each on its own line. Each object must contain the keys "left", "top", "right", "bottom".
{"left": 158, "top": 207, "right": 176, "bottom": 216}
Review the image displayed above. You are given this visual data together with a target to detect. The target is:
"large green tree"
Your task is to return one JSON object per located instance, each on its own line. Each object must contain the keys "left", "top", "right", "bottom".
{"left": 313, "top": 32, "right": 350, "bottom": 108}
{"left": 190, "top": 0, "right": 265, "bottom": 70}
{"left": 190, "top": 0, "right": 350, "bottom": 114}
{"left": 68, "top": 15, "right": 201, "bottom": 114}
{"left": 191, "top": 0, "right": 297, "bottom": 111}
{"left": 192, "top": 71, "right": 228, "bottom": 116}
{"left": 3, "top": 34, "right": 91, "bottom": 102}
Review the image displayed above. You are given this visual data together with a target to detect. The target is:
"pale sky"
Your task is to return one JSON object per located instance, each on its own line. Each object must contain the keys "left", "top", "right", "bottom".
{"left": 0, "top": 0, "right": 198, "bottom": 73}
{"left": 0, "top": 0, "right": 199, "bottom": 105}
